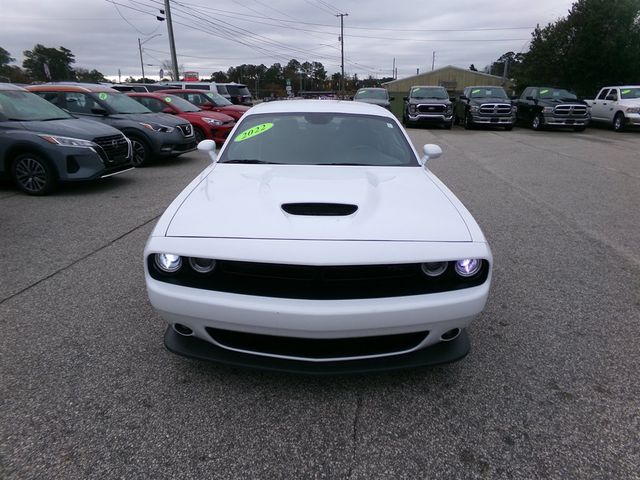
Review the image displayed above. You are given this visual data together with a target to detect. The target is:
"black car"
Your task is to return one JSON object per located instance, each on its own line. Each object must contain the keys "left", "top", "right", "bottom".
{"left": 0, "top": 84, "right": 132, "bottom": 195}
{"left": 402, "top": 86, "right": 453, "bottom": 129}
{"left": 111, "top": 83, "right": 181, "bottom": 93}
{"left": 28, "top": 84, "right": 196, "bottom": 167}
{"left": 223, "top": 83, "right": 253, "bottom": 106}
{"left": 517, "top": 87, "right": 590, "bottom": 131}
{"left": 454, "top": 86, "right": 516, "bottom": 130}
{"left": 353, "top": 88, "right": 393, "bottom": 110}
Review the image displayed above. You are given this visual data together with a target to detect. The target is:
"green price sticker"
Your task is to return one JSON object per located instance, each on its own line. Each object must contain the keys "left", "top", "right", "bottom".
{"left": 165, "top": 97, "right": 172, "bottom": 102}
{"left": 234, "top": 123, "right": 274, "bottom": 142}
{"left": 622, "top": 89, "right": 631, "bottom": 94}
{"left": 540, "top": 89, "right": 549, "bottom": 95}
{"left": 471, "top": 89, "right": 481, "bottom": 94}
{"left": 98, "top": 92, "right": 108, "bottom": 100}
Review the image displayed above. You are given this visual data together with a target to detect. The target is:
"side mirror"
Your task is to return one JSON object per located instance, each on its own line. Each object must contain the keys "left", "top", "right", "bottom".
{"left": 201, "top": 103, "right": 214, "bottom": 110}
{"left": 525, "top": 96, "right": 534, "bottom": 101}
{"left": 403, "top": 96, "right": 408, "bottom": 102}
{"left": 421, "top": 144, "right": 443, "bottom": 166}
{"left": 459, "top": 95, "right": 468, "bottom": 101}
{"left": 389, "top": 96, "right": 395, "bottom": 101}
{"left": 91, "top": 107, "right": 108, "bottom": 115}
{"left": 162, "top": 107, "right": 174, "bottom": 114}
{"left": 606, "top": 94, "right": 616, "bottom": 101}
{"left": 197, "top": 139, "right": 218, "bottom": 163}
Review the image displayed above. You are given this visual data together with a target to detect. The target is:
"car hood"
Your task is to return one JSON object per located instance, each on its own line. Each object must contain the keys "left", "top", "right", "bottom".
{"left": 17, "top": 118, "right": 120, "bottom": 139}
{"left": 182, "top": 111, "right": 234, "bottom": 122}
{"left": 470, "top": 97, "right": 512, "bottom": 105}
{"left": 354, "top": 98, "right": 390, "bottom": 107}
{"left": 409, "top": 98, "right": 450, "bottom": 105}
{"left": 165, "top": 165, "right": 472, "bottom": 242}
{"left": 109, "top": 112, "right": 187, "bottom": 126}
{"left": 220, "top": 104, "right": 250, "bottom": 113}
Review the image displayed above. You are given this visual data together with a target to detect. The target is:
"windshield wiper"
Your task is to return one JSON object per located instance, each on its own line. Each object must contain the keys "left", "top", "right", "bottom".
{"left": 221, "top": 159, "right": 280, "bottom": 164}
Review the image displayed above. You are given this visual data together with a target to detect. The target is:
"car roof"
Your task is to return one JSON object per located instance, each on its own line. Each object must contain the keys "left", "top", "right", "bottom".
{"left": 248, "top": 99, "right": 396, "bottom": 118}
{"left": 156, "top": 89, "right": 210, "bottom": 94}
{"left": 26, "top": 83, "right": 118, "bottom": 93}
{"left": 357, "top": 87, "right": 386, "bottom": 91}
{"left": 0, "top": 83, "right": 27, "bottom": 91}
{"left": 411, "top": 85, "right": 446, "bottom": 88}
{"left": 610, "top": 85, "right": 640, "bottom": 89}
{"left": 466, "top": 85, "right": 506, "bottom": 89}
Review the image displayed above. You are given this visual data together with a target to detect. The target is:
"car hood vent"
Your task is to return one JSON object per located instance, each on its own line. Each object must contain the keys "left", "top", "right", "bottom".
{"left": 281, "top": 203, "right": 358, "bottom": 216}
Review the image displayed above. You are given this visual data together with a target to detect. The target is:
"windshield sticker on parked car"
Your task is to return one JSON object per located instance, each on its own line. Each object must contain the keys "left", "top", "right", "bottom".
{"left": 540, "top": 89, "right": 549, "bottom": 95}
{"left": 234, "top": 123, "right": 274, "bottom": 142}
{"left": 386, "top": 123, "right": 394, "bottom": 128}
{"left": 165, "top": 97, "right": 172, "bottom": 102}
{"left": 622, "top": 89, "right": 631, "bottom": 95}
{"left": 98, "top": 93, "right": 108, "bottom": 100}
{"left": 471, "top": 89, "right": 481, "bottom": 94}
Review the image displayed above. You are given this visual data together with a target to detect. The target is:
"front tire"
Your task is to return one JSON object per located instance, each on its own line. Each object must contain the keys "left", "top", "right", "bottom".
{"left": 531, "top": 113, "right": 543, "bottom": 131}
{"left": 193, "top": 126, "right": 206, "bottom": 144}
{"left": 444, "top": 121, "right": 452, "bottom": 130}
{"left": 129, "top": 136, "right": 152, "bottom": 167}
{"left": 12, "top": 153, "right": 57, "bottom": 195}
{"left": 463, "top": 112, "right": 474, "bottom": 130}
{"left": 613, "top": 112, "right": 625, "bottom": 132}
{"left": 504, "top": 125, "right": 513, "bottom": 131}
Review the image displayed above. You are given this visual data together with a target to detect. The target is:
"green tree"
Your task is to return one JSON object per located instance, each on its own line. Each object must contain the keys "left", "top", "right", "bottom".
{"left": 516, "top": 0, "right": 640, "bottom": 96}
{"left": 23, "top": 44, "right": 75, "bottom": 81}
{"left": 75, "top": 68, "right": 106, "bottom": 83}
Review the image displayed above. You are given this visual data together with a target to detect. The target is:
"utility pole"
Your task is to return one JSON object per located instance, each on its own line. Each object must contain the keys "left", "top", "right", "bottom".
{"left": 392, "top": 58, "right": 395, "bottom": 79}
{"left": 164, "top": 0, "right": 180, "bottom": 81}
{"left": 336, "top": 13, "right": 348, "bottom": 95}
{"left": 138, "top": 34, "right": 161, "bottom": 81}
{"left": 432, "top": 51, "right": 436, "bottom": 71}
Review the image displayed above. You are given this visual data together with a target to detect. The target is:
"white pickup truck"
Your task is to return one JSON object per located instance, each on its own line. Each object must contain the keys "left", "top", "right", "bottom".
{"left": 586, "top": 86, "right": 640, "bottom": 131}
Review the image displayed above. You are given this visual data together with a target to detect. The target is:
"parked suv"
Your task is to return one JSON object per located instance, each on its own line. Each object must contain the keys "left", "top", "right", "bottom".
{"left": 155, "top": 89, "right": 249, "bottom": 121}
{"left": 454, "top": 86, "right": 516, "bottom": 130}
{"left": 402, "top": 86, "right": 453, "bottom": 128}
{"left": 111, "top": 83, "right": 181, "bottom": 93}
{"left": 127, "top": 92, "right": 235, "bottom": 145}
{"left": 353, "top": 88, "right": 393, "bottom": 110}
{"left": 0, "top": 84, "right": 132, "bottom": 195}
{"left": 517, "top": 87, "right": 589, "bottom": 131}
{"left": 160, "top": 81, "right": 231, "bottom": 101}
{"left": 222, "top": 83, "right": 253, "bottom": 106}
{"left": 28, "top": 83, "right": 196, "bottom": 166}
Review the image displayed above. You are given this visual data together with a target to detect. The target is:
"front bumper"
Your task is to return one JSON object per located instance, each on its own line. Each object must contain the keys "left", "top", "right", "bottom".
{"left": 164, "top": 325, "right": 471, "bottom": 374}
{"left": 46, "top": 145, "right": 133, "bottom": 182}
{"left": 149, "top": 129, "right": 197, "bottom": 157}
{"left": 542, "top": 113, "right": 590, "bottom": 127}
{"left": 470, "top": 114, "right": 515, "bottom": 125}
{"left": 408, "top": 113, "right": 453, "bottom": 124}
{"left": 624, "top": 113, "right": 640, "bottom": 125}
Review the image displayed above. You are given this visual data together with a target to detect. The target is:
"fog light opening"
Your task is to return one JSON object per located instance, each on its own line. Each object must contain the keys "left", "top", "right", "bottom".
{"left": 173, "top": 323, "right": 194, "bottom": 336}
{"left": 421, "top": 262, "right": 448, "bottom": 277}
{"left": 441, "top": 328, "right": 461, "bottom": 342}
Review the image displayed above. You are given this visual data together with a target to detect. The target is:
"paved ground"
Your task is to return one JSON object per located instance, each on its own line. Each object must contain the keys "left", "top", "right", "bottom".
{"left": 1, "top": 126, "right": 639, "bottom": 479}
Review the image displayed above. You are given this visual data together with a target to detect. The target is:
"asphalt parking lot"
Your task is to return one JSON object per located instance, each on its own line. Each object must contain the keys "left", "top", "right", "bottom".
{"left": 1, "top": 126, "right": 639, "bottom": 479}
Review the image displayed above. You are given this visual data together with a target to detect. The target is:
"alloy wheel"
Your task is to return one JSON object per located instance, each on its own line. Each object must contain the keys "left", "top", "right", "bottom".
{"left": 14, "top": 156, "right": 51, "bottom": 194}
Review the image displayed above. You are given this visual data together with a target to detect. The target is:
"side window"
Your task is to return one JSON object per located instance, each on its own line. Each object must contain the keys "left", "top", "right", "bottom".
{"left": 187, "top": 94, "right": 204, "bottom": 105}
{"left": 64, "top": 92, "right": 98, "bottom": 114}
{"left": 608, "top": 89, "right": 618, "bottom": 101}
{"left": 597, "top": 89, "right": 610, "bottom": 100}
{"left": 135, "top": 97, "right": 166, "bottom": 113}
{"left": 521, "top": 88, "right": 531, "bottom": 99}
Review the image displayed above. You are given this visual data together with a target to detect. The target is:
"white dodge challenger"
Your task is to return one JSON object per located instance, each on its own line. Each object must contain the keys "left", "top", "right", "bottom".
{"left": 144, "top": 100, "right": 492, "bottom": 373}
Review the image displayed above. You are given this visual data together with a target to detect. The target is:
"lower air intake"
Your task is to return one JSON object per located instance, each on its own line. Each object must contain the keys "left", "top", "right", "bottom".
{"left": 281, "top": 203, "right": 358, "bottom": 216}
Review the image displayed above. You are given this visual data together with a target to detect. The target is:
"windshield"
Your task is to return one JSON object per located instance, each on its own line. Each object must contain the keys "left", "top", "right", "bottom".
{"left": 0, "top": 90, "right": 72, "bottom": 121}
{"left": 538, "top": 88, "right": 577, "bottom": 100}
{"left": 620, "top": 87, "right": 640, "bottom": 99}
{"left": 468, "top": 87, "right": 508, "bottom": 99}
{"left": 227, "top": 85, "right": 251, "bottom": 96}
{"left": 219, "top": 112, "right": 417, "bottom": 167}
{"left": 205, "top": 91, "right": 232, "bottom": 106}
{"left": 97, "top": 92, "right": 151, "bottom": 114}
{"left": 410, "top": 87, "right": 448, "bottom": 100}
{"left": 163, "top": 94, "right": 200, "bottom": 112}
{"left": 354, "top": 89, "right": 388, "bottom": 100}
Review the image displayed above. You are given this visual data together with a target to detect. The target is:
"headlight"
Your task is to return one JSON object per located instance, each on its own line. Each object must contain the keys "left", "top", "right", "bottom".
{"left": 140, "top": 122, "right": 175, "bottom": 133}
{"left": 189, "top": 257, "right": 216, "bottom": 274}
{"left": 409, "top": 105, "right": 417, "bottom": 114}
{"left": 469, "top": 106, "right": 479, "bottom": 113}
{"left": 455, "top": 259, "right": 482, "bottom": 277}
{"left": 626, "top": 107, "right": 640, "bottom": 114}
{"left": 421, "top": 262, "right": 448, "bottom": 277}
{"left": 203, "top": 118, "right": 224, "bottom": 126}
{"left": 511, "top": 105, "right": 518, "bottom": 113}
{"left": 39, "top": 135, "right": 95, "bottom": 148}
{"left": 542, "top": 107, "right": 554, "bottom": 113}
{"left": 154, "top": 253, "right": 182, "bottom": 273}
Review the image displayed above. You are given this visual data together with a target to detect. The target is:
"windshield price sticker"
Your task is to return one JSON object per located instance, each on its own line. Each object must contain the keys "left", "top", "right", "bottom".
{"left": 234, "top": 123, "right": 274, "bottom": 142}
{"left": 165, "top": 97, "right": 172, "bottom": 102}
{"left": 540, "top": 89, "right": 549, "bottom": 95}
{"left": 471, "top": 89, "right": 481, "bottom": 94}
{"left": 98, "top": 93, "right": 108, "bottom": 100}
{"left": 622, "top": 89, "right": 631, "bottom": 94}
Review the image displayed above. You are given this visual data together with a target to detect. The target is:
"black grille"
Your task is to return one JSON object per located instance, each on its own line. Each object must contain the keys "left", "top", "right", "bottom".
{"left": 206, "top": 327, "right": 429, "bottom": 359}
{"left": 93, "top": 134, "right": 129, "bottom": 164}
{"left": 177, "top": 124, "right": 194, "bottom": 137}
{"left": 148, "top": 258, "right": 489, "bottom": 300}
{"left": 553, "top": 105, "right": 588, "bottom": 117}
{"left": 418, "top": 104, "right": 446, "bottom": 113}
{"left": 281, "top": 203, "right": 358, "bottom": 216}
{"left": 479, "top": 103, "right": 512, "bottom": 115}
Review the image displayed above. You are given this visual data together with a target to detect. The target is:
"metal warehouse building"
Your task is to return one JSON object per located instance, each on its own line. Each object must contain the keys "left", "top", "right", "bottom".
{"left": 383, "top": 65, "right": 513, "bottom": 118}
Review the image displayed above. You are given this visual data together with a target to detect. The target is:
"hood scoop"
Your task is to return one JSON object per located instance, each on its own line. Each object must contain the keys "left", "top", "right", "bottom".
{"left": 281, "top": 203, "right": 358, "bottom": 216}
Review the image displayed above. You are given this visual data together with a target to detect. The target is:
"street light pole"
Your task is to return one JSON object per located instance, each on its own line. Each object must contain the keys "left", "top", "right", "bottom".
{"left": 164, "top": 0, "right": 180, "bottom": 81}
{"left": 138, "top": 34, "right": 161, "bottom": 81}
{"left": 336, "top": 12, "right": 348, "bottom": 95}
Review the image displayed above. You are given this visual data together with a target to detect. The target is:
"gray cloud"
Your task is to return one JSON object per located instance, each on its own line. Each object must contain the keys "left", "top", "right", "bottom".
{"left": 0, "top": 0, "right": 575, "bottom": 80}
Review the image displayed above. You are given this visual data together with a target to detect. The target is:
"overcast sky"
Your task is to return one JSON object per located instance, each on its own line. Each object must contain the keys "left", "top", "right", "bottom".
{"left": 0, "top": 0, "right": 576, "bottom": 81}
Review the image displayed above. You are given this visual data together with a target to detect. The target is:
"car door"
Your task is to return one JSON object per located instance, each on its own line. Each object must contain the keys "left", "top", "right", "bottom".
{"left": 62, "top": 92, "right": 106, "bottom": 123}
{"left": 518, "top": 88, "right": 534, "bottom": 123}
{"left": 591, "top": 89, "right": 610, "bottom": 121}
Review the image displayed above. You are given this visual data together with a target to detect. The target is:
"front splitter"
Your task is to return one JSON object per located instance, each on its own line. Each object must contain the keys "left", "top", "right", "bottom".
{"left": 164, "top": 327, "right": 470, "bottom": 375}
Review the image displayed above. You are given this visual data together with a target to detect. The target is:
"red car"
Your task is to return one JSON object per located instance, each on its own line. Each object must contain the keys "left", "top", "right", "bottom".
{"left": 127, "top": 92, "right": 235, "bottom": 145}
{"left": 156, "top": 89, "right": 249, "bottom": 121}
